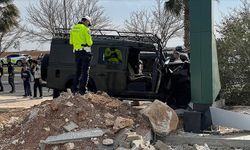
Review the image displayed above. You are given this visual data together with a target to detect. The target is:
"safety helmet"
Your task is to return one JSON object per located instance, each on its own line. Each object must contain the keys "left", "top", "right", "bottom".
{"left": 82, "top": 16, "right": 92, "bottom": 26}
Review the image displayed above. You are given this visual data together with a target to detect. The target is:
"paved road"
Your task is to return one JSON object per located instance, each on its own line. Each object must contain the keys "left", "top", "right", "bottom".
{"left": 0, "top": 74, "right": 53, "bottom": 110}
{"left": 1, "top": 74, "right": 52, "bottom": 97}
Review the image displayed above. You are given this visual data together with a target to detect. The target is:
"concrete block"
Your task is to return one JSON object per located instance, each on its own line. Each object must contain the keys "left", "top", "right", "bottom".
{"left": 183, "top": 111, "right": 201, "bottom": 133}
{"left": 141, "top": 100, "right": 179, "bottom": 135}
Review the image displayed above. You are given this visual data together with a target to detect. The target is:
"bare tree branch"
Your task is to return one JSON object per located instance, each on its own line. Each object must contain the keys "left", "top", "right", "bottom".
{"left": 124, "top": 0, "right": 183, "bottom": 48}
{"left": 25, "top": 0, "right": 111, "bottom": 42}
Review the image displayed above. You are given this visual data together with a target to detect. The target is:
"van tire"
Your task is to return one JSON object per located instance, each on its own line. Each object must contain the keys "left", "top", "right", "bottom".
{"left": 53, "top": 89, "right": 61, "bottom": 98}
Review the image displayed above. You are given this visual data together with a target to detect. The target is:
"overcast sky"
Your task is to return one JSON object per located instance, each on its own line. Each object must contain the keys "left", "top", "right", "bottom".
{"left": 12, "top": 0, "right": 242, "bottom": 51}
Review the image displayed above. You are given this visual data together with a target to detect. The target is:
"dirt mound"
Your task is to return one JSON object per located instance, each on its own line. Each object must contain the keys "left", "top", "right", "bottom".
{"left": 0, "top": 92, "right": 150, "bottom": 150}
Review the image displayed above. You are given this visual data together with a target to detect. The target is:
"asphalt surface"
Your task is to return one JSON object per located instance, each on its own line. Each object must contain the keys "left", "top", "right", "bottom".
{"left": 0, "top": 74, "right": 53, "bottom": 110}
{"left": 0, "top": 74, "right": 52, "bottom": 97}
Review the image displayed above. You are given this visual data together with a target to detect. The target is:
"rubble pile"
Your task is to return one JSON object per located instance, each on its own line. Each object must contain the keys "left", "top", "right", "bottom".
{"left": 2, "top": 91, "right": 246, "bottom": 149}
{"left": 0, "top": 92, "right": 151, "bottom": 149}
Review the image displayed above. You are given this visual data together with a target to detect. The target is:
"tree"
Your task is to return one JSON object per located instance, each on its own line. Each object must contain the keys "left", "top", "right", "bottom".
{"left": 165, "top": 0, "right": 189, "bottom": 50}
{"left": 217, "top": 0, "right": 250, "bottom": 105}
{"left": 25, "top": 0, "right": 111, "bottom": 42}
{"left": 0, "top": 0, "right": 19, "bottom": 53}
{"left": 124, "top": 0, "right": 183, "bottom": 48}
{"left": 165, "top": 0, "right": 219, "bottom": 50}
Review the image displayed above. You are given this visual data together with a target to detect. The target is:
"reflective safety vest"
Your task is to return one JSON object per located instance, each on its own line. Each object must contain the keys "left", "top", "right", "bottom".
{"left": 69, "top": 24, "right": 93, "bottom": 51}
{"left": 104, "top": 48, "right": 122, "bottom": 63}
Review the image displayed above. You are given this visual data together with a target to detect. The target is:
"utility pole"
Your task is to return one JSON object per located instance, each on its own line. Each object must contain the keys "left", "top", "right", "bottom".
{"left": 63, "top": 0, "right": 67, "bottom": 29}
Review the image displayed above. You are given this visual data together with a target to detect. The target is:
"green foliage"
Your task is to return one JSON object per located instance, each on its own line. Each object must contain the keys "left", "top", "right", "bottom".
{"left": 0, "top": 0, "right": 19, "bottom": 33}
{"left": 164, "top": 0, "right": 184, "bottom": 16}
{"left": 217, "top": 0, "right": 250, "bottom": 105}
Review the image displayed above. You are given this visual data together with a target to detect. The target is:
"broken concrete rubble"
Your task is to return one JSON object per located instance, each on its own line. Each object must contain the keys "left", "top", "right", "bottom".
{"left": 104, "top": 112, "right": 115, "bottom": 119}
{"left": 63, "top": 142, "right": 75, "bottom": 150}
{"left": 141, "top": 100, "right": 179, "bottom": 135}
{"left": 63, "top": 121, "right": 79, "bottom": 132}
{"left": 113, "top": 116, "right": 134, "bottom": 130}
{"left": 3, "top": 92, "right": 249, "bottom": 149}
{"left": 102, "top": 138, "right": 114, "bottom": 146}
{"left": 0, "top": 93, "right": 150, "bottom": 149}
{"left": 65, "top": 102, "right": 74, "bottom": 107}
{"left": 154, "top": 140, "right": 173, "bottom": 150}
{"left": 194, "top": 143, "right": 210, "bottom": 150}
{"left": 105, "top": 119, "right": 115, "bottom": 127}
{"left": 125, "top": 132, "right": 142, "bottom": 141}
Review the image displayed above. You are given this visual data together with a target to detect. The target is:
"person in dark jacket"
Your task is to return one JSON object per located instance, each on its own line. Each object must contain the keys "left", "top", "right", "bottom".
{"left": 0, "top": 63, "right": 3, "bottom": 92}
{"left": 21, "top": 64, "right": 32, "bottom": 97}
{"left": 7, "top": 61, "right": 15, "bottom": 93}
{"left": 33, "top": 60, "right": 42, "bottom": 98}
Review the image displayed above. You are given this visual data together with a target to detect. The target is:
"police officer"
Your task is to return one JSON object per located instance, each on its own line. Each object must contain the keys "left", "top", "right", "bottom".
{"left": 70, "top": 16, "right": 93, "bottom": 95}
{"left": 7, "top": 61, "right": 15, "bottom": 93}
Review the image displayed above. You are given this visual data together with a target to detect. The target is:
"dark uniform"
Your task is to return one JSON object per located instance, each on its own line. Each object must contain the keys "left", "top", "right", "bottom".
{"left": 70, "top": 16, "right": 93, "bottom": 95}
{"left": 0, "top": 64, "right": 3, "bottom": 92}
{"left": 7, "top": 62, "right": 15, "bottom": 93}
{"left": 21, "top": 67, "right": 32, "bottom": 97}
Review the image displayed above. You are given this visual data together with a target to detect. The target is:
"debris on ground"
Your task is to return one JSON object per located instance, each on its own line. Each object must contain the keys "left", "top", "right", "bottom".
{"left": 141, "top": 100, "right": 179, "bottom": 136}
{"left": 0, "top": 92, "right": 250, "bottom": 150}
{"left": 0, "top": 92, "right": 151, "bottom": 149}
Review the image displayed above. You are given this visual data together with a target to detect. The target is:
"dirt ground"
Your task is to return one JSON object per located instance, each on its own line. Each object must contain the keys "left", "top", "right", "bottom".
{"left": 0, "top": 92, "right": 150, "bottom": 150}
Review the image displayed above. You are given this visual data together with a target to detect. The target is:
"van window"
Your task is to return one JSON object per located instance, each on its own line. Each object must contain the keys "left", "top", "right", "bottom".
{"left": 98, "top": 47, "right": 123, "bottom": 64}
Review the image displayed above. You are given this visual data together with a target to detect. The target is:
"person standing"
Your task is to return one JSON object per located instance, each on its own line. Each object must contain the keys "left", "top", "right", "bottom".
{"left": 33, "top": 61, "right": 42, "bottom": 98}
{"left": 0, "top": 63, "right": 3, "bottom": 92}
{"left": 70, "top": 16, "right": 93, "bottom": 95}
{"left": 7, "top": 61, "right": 15, "bottom": 93}
{"left": 21, "top": 64, "right": 32, "bottom": 97}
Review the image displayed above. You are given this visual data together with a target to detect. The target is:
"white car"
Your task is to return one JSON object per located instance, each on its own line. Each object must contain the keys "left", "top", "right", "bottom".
{"left": 0, "top": 54, "right": 31, "bottom": 66}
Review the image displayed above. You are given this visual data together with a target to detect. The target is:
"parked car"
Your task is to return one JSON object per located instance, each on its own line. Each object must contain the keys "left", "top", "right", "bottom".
{"left": 0, "top": 53, "right": 32, "bottom": 66}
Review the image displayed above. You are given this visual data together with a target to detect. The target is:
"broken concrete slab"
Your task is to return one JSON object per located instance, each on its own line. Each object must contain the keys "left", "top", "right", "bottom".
{"left": 63, "top": 121, "right": 79, "bottom": 132}
{"left": 141, "top": 100, "right": 179, "bottom": 136}
{"left": 210, "top": 107, "right": 250, "bottom": 131}
{"left": 158, "top": 132, "right": 250, "bottom": 149}
{"left": 41, "top": 128, "right": 107, "bottom": 145}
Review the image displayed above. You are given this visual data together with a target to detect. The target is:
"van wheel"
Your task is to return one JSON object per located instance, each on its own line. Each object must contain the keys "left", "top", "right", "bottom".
{"left": 53, "top": 89, "right": 61, "bottom": 98}
{"left": 16, "top": 60, "right": 22, "bottom": 67}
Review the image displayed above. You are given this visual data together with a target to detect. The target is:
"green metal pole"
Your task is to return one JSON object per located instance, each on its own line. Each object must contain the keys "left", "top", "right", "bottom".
{"left": 189, "top": 0, "right": 221, "bottom": 111}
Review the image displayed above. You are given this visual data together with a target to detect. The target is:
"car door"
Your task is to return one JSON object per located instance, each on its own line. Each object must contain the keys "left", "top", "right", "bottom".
{"left": 90, "top": 46, "right": 128, "bottom": 95}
